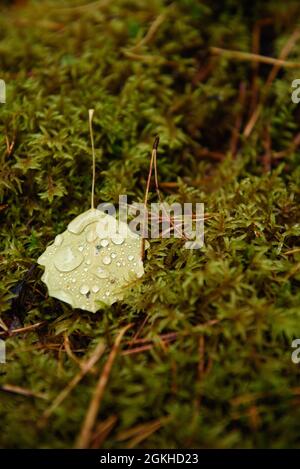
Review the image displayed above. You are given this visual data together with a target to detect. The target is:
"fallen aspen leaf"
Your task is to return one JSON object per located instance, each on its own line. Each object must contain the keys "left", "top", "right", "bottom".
{"left": 37, "top": 110, "right": 147, "bottom": 312}
{"left": 38, "top": 208, "right": 145, "bottom": 312}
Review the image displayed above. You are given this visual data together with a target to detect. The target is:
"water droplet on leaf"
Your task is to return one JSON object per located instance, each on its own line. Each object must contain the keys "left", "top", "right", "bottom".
{"left": 80, "top": 285, "right": 90, "bottom": 295}
{"left": 96, "top": 267, "right": 109, "bottom": 279}
{"left": 112, "top": 235, "right": 124, "bottom": 245}
{"left": 102, "top": 255, "right": 111, "bottom": 265}
{"left": 54, "top": 234, "right": 63, "bottom": 246}
{"left": 54, "top": 246, "right": 83, "bottom": 272}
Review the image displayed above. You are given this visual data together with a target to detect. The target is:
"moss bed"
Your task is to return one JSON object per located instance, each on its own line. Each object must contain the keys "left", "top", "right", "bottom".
{"left": 1, "top": 0, "right": 300, "bottom": 449}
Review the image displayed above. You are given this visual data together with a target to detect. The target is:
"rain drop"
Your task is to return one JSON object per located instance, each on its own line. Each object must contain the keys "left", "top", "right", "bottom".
{"left": 54, "top": 246, "right": 83, "bottom": 272}
{"left": 80, "top": 285, "right": 90, "bottom": 295}
{"left": 92, "top": 285, "right": 100, "bottom": 293}
{"left": 112, "top": 235, "right": 124, "bottom": 245}
{"left": 86, "top": 229, "right": 97, "bottom": 243}
{"left": 96, "top": 267, "right": 109, "bottom": 279}
{"left": 128, "top": 255, "right": 134, "bottom": 261}
{"left": 100, "top": 239, "right": 109, "bottom": 247}
{"left": 54, "top": 234, "right": 63, "bottom": 246}
{"left": 102, "top": 255, "right": 112, "bottom": 265}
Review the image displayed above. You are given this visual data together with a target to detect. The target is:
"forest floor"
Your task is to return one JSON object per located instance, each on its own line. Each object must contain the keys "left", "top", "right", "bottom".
{"left": 1, "top": 0, "right": 300, "bottom": 448}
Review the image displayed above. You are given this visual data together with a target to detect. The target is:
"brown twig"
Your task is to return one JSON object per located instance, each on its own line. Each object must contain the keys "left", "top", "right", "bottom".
{"left": 141, "top": 136, "right": 159, "bottom": 260}
{"left": 125, "top": 331, "right": 179, "bottom": 346}
{"left": 284, "top": 261, "right": 300, "bottom": 281}
{"left": 121, "top": 344, "right": 153, "bottom": 355}
{"left": 262, "top": 126, "right": 272, "bottom": 172}
{"left": 273, "top": 132, "right": 300, "bottom": 159}
{"left": 75, "top": 324, "right": 132, "bottom": 449}
{"left": 249, "top": 18, "right": 273, "bottom": 115}
{"left": 0, "top": 318, "right": 8, "bottom": 332}
{"left": 115, "top": 417, "right": 170, "bottom": 448}
{"left": 90, "top": 415, "right": 118, "bottom": 449}
{"left": 210, "top": 45, "right": 300, "bottom": 68}
{"left": 129, "top": 12, "right": 166, "bottom": 53}
{"left": 192, "top": 59, "right": 217, "bottom": 84}
{"left": 5, "top": 133, "right": 16, "bottom": 157}
{"left": 40, "top": 339, "right": 106, "bottom": 424}
{"left": 243, "top": 28, "right": 300, "bottom": 138}
{"left": 152, "top": 140, "right": 188, "bottom": 241}
{"left": 198, "top": 335, "right": 205, "bottom": 379}
{"left": 63, "top": 333, "right": 85, "bottom": 369}
{"left": 0, "top": 321, "right": 46, "bottom": 338}
{"left": 284, "top": 247, "right": 300, "bottom": 255}
{"left": 0, "top": 384, "right": 48, "bottom": 400}
{"left": 127, "top": 315, "right": 149, "bottom": 347}
{"left": 194, "top": 335, "right": 206, "bottom": 411}
{"left": 122, "top": 322, "right": 220, "bottom": 356}
{"left": 229, "top": 82, "right": 247, "bottom": 157}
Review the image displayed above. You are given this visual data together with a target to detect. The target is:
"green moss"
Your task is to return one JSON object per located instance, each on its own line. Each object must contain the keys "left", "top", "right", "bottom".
{"left": 1, "top": 0, "right": 300, "bottom": 449}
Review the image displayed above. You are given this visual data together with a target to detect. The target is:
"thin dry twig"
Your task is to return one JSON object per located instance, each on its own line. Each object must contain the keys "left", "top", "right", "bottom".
{"left": 63, "top": 333, "right": 85, "bottom": 369}
{"left": 284, "top": 248, "right": 300, "bottom": 255}
{"left": 0, "top": 384, "right": 48, "bottom": 400}
{"left": 284, "top": 262, "right": 300, "bottom": 281}
{"left": 0, "top": 321, "right": 46, "bottom": 338}
{"left": 5, "top": 132, "right": 16, "bottom": 157}
{"left": 127, "top": 315, "right": 149, "bottom": 347}
{"left": 141, "top": 136, "right": 191, "bottom": 258}
{"left": 198, "top": 335, "right": 205, "bottom": 380}
{"left": 141, "top": 136, "right": 159, "bottom": 259}
{"left": 130, "top": 12, "right": 166, "bottom": 52}
{"left": 210, "top": 45, "right": 300, "bottom": 68}
{"left": 249, "top": 18, "right": 273, "bottom": 115}
{"left": 121, "top": 344, "right": 153, "bottom": 355}
{"left": 229, "top": 82, "right": 247, "bottom": 157}
{"left": 243, "top": 28, "right": 300, "bottom": 138}
{"left": 122, "top": 322, "right": 220, "bottom": 356}
{"left": 75, "top": 324, "right": 132, "bottom": 449}
{"left": 194, "top": 335, "right": 209, "bottom": 411}
{"left": 115, "top": 417, "right": 170, "bottom": 448}
{"left": 0, "top": 318, "right": 8, "bottom": 332}
{"left": 262, "top": 126, "right": 272, "bottom": 172}
{"left": 273, "top": 132, "right": 300, "bottom": 159}
{"left": 126, "top": 331, "right": 179, "bottom": 346}
{"left": 90, "top": 415, "right": 118, "bottom": 449}
{"left": 40, "top": 340, "right": 106, "bottom": 424}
